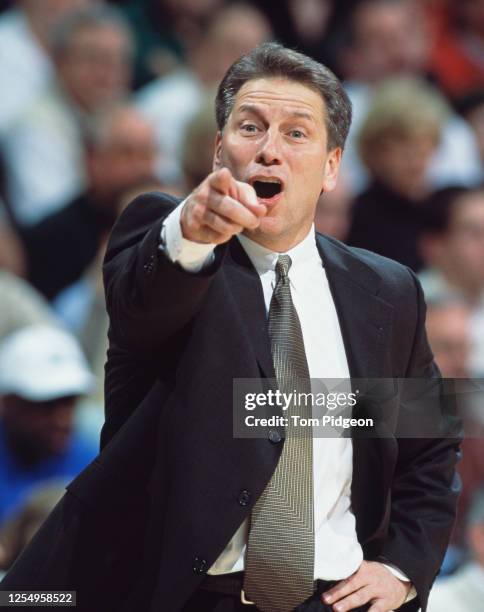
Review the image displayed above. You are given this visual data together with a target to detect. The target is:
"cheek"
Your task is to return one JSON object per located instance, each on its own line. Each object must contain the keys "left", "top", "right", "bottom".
{"left": 219, "top": 136, "right": 253, "bottom": 171}
{"left": 291, "top": 161, "right": 325, "bottom": 198}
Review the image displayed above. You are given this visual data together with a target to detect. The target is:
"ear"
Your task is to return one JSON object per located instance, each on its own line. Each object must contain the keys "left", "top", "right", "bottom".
{"left": 212, "top": 131, "right": 223, "bottom": 171}
{"left": 321, "top": 147, "right": 342, "bottom": 194}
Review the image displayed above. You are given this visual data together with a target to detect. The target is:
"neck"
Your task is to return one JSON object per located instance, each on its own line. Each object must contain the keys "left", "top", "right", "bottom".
{"left": 242, "top": 225, "right": 314, "bottom": 253}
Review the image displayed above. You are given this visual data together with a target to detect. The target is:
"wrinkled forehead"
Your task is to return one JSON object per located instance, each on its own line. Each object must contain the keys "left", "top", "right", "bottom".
{"left": 231, "top": 77, "right": 326, "bottom": 122}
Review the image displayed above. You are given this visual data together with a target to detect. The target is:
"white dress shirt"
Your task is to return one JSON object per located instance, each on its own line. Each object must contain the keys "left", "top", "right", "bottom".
{"left": 160, "top": 204, "right": 415, "bottom": 601}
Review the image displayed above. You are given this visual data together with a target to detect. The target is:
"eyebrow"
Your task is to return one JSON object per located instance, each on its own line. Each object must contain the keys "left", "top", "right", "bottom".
{"left": 237, "top": 103, "right": 315, "bottom": 123}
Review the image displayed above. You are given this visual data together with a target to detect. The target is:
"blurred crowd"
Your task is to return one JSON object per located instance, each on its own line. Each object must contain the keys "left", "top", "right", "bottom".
{"left": 0, "top": 0, "right": 483, "bottom": 606}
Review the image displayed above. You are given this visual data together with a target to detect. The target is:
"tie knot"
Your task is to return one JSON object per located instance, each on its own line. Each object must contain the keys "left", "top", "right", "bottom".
{"left": 275, "top": 255, "right": 292, "bottom": 280}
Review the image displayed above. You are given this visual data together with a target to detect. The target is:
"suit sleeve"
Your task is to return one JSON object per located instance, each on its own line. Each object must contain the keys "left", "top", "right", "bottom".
{"left": 375, "top": 269, "right": 463, "bottom": 612}
{"left": 102, "top": 191, "right": 226, "bottom": 357}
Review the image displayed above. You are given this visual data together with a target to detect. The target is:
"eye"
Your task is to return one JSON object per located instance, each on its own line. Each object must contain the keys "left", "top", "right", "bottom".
{"left": 241, "top": 123, "right": 259, "bottom": 134}
{"left": 289, "top": 129, "right": 306, "bottom": 139}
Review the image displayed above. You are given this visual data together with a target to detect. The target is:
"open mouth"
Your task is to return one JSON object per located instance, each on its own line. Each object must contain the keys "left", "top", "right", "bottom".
{"left": 252, "top": 179, "right": 283, "bottom": 199}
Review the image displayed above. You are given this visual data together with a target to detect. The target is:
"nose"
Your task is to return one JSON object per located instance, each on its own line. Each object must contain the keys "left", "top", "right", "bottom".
{"left": 255, "top": 128, "right": 282, "bottom": 166}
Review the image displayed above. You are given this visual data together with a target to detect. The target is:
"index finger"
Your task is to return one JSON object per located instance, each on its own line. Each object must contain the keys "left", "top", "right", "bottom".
{"left": 235, "top": 180, "right": 267, "bottom": 217}
{"left": 209, "top": 167, "right": 237, "bottom": 198}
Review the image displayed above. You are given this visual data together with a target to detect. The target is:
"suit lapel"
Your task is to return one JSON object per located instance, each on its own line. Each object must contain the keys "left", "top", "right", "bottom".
{"left": 222, "top": 237, "right": 276, "bottom": 380}
{"left": 316, "top": 234, "right": 393, "bottom": 380}
{"left": 224, "top": 233, "right": 394, "bottom": 381}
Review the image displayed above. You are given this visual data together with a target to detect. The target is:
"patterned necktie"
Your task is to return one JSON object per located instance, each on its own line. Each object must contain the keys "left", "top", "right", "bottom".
{"left": 243, "top": 255, "right": 315, "bottom": 612}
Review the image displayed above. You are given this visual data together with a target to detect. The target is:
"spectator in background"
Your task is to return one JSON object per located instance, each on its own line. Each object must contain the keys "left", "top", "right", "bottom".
{"left": 0, "top": 480, "right": 66, "bottom": 575}
{"left": 0, "top": 201, "right": 26, "bottom": 278}
{"left": 254, "top": 0, "right": 337, "bottom": 68}
{"left": 0, "top": 270, "right": 56, "bottom": 342}
{"left": 419, "top": 186, "right": 484, "bottom": 375}
{"left": 337, "top": 0, "right": 482, "bottom": 194}
{"left": 346, "top": 77, "right": 447, "bottom": 271}
{"left": 0, "top": 325, "right": 97, "bottom": 527}
{"left": 428, "top": 489, "right": 484, "bottom": 612}
{"left": 0, "top": 0, "right": 92, "bottom": 135}
{"left": 427, "top": 0, "right": 484, "bottom": 99}
{"left": 136, "top": 2, "right": 272, "bottom": 184}
{"left": 424, "top": 296, "right": 484, "bottom": 563}
{"left": 121, "top": 0, "right": 224, "bottom": 89}
{"left": 180, "top": 92, "right": 218, "bottom": 192}
{"left": 18, "top": 105, "right": 157, "bottom": 301}
{"left": 1, "top": 4, "right": 134, "bottom": 227}
{"left": 426, "top": 297, "right": 472, "bottom": 380}
{"left": 0, "top": 199, "right": 58, "bottom": 341}
{"left": 341, "top": 0, "right": 428, "bottom": 84}
{"left": 456, "top": 89, "right": 484, "bottom": 171}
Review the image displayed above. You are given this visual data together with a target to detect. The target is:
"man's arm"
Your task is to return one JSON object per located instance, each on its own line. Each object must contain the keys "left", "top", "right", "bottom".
{"left": 321, "top": 268, "right": 462, "bottom": 612}
{"left": 374, "top": 270, "right": 462, "bottom": 609}
{"left": 103, "top": 168, "right": 264, "bottom": 356}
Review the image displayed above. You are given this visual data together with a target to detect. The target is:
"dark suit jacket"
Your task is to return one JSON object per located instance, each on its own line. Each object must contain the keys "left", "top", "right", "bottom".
{"left": 1, "top": 192, "right": 462, "bottom": 612}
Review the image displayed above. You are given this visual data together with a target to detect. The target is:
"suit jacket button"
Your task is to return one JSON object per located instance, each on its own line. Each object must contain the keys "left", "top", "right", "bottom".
{"left": 238, "top": 489, "right": 251, "bottom": 506}
{"left": 268, "top": 429, "right": 282, "bottom": 444}
{"left": 192, "top": 556, "right": 208, "bottom": 575}
{"left": 144, "top": 262, "right": 154, "bottom": 275}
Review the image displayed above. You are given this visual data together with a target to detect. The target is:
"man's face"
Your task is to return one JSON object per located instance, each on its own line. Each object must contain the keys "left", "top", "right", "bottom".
{"left": 442, "top": 193, "right": 484, "bottom": 290}
{"left": 366, "top": 132, "right": 438, "bottom": 200}
{"left": 349, "top": 2, "right": 428, "bottom": 82}
{"left": 2, "top": 395, "right": 77, "bottom": 461}
{"left": 88, "top": 111, "right": 157, "bottom": 201}
{"left": 214, "top": 77, "right": 341, "bottom": 250}
{"left": 425, "top": 304, "right": 471, "bottom": 378}
{"left": 58, "top": 25, "right": 131, "bottom": 112}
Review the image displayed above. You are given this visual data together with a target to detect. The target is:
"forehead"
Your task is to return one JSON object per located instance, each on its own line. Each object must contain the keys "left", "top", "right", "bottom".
{"left": 231, "top": 77, "right": 326, "bottom": 121}
{"left": 69, "top": 24, "right": 128, "bottom": 49}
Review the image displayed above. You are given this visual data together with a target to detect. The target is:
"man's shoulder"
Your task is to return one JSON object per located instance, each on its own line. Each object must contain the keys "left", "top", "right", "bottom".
{"left": 109, "top": 191, "right": 182, "bottom": 239}
{"left": 104, "top": 191, "right": 184, "bottom": 267}
{"left": 316, "top": 232, "right": 417, "bottom": 290}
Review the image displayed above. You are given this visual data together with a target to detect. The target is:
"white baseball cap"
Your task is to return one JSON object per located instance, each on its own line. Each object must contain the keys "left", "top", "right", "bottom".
{"left": 0, "top": 324, "right": 95, "bottom": 401}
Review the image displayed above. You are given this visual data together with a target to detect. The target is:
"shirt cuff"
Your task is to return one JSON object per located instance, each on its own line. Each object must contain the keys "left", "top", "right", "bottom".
{"left": 159, "top": 199, "right": 216, "bottom": 272}
{"left": 381, "top": 563, "right": 417, "bottom": 604}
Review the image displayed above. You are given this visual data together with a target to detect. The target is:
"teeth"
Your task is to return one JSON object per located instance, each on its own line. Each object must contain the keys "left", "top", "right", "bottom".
{"left": 253, "top": 178, "right": 280, "bottom": 184}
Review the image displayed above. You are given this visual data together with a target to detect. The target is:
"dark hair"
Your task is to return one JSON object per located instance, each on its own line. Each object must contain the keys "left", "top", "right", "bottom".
{"left": 215, "top": 42, "right": 352, "bottom": 151}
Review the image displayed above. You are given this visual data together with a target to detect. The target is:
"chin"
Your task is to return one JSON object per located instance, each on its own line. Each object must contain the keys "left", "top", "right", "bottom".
{"left": 244, "top": 218, "right": 291, "bottom": 249}
{"left": 257, "top": 216, "right": 286, "bottom": 235}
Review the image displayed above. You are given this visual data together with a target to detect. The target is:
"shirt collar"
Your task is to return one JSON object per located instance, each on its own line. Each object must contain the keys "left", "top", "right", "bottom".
{"left": 236, "top": 225, "right": 321, "bottom": 276}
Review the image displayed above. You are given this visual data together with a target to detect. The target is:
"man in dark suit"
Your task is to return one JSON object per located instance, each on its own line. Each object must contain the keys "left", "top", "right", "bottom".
{"left": 1, "top": 43, "right": 461, "bottom": 612}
